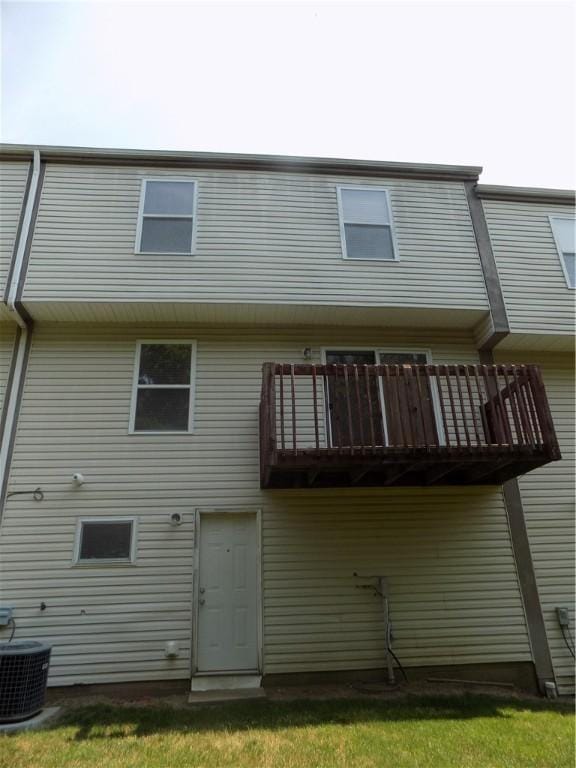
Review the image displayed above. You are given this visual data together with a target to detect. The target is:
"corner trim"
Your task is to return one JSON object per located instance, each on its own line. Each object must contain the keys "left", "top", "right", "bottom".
{"left": 465, "top": 182, "right": 510, "bottom": 347}
{"left": 0, "top": 327, "right": 32, "bottom": 522}
{"left": 479, "top": 348, "right": 556, "bottom": 692}
{"left": 3, "top": 162, "right": 32, "bottom": 303}
{"left": 15, "top": 161, "right": 46, "bottom": 302}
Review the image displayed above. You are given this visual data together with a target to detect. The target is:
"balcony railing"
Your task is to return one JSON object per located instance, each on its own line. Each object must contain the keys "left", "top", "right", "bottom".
{"left": 259, "top": 362, "right": 561, "bottom": 488}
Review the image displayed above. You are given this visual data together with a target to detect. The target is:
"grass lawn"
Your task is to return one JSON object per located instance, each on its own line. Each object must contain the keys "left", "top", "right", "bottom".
{"left": 1, "top": 694, "right": 573, "bottom": 768}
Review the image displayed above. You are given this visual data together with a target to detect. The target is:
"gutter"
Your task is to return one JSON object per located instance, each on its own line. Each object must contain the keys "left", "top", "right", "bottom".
{"left": 476, "top": 184, "right": 575, "bottom": 207}
{"left": 0, "top": 143, "right": 482, "bottom": 182}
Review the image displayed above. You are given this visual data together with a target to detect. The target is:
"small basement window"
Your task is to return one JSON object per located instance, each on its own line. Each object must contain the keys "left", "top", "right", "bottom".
{"left": 76, "top": 519, "right": 136, "bottom": 563}
{"left": 550, "top": 216, "right": 575, "bottom": 288}
{"left": 136, "top": 179, "right": 197, "bottom": 254}
{"left": 130, "top": 341, "right": 196, "bottom": 433}
{"left": 337, "top": 186, "right": 398, "bottom": 260}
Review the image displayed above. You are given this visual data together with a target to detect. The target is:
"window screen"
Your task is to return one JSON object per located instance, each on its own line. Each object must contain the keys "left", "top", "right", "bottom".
{"left": 78, "top": 520, "right": 134, "bottom": 561}
{"left": 339, "top": 188, "right": 396, "bottom": 260}
{"left": 133, "top": 343, "right": 194, "bottom": 432}
{"left": 550, "top": 217, "right": 576, "bottom": 288}
{"left": 138, "top": 180, "right": 195, "bottom": 254}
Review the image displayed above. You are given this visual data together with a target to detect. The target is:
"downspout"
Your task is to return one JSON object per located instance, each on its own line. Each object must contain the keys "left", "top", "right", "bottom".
{"left": 0, "top": 149, "right": 41, "bottom": 519}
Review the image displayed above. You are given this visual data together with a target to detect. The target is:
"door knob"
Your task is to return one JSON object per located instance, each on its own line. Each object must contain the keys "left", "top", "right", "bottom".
{"left": 199, "top": 587, "right": 205, "bottom": 593}
{"left": 199, "top": 598, "right": 205, "bottom": 606}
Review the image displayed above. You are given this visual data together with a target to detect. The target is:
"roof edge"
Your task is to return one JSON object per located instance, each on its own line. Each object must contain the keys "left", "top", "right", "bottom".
{"left": 476, "top": 184, "right": 575, "bottom": 206}
{"left": 0, "top": 143, "right": 482, "bottom": 181}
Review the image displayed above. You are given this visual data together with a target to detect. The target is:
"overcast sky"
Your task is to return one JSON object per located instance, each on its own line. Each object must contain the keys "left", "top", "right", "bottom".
{"left": 1, "top": 1, "right": 574, "bottom": 187}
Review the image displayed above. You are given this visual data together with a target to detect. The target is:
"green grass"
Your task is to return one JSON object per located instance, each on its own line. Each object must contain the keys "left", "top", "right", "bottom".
{"left": 1, "top": 695, "right": 574, "bottom": 768}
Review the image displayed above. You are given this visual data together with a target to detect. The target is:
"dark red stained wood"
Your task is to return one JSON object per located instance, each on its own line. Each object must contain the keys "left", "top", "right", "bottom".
{"left": 290, "top": 364, "right": 296, "bottom": 454}
{"left": 520, "top": 366, "right": 540, "bottom": 445}
{"left": 463, "top": 365, "right": 481, "bottom": 447}
{"left": 279, "top": 367, "right": 285, "bottom": 450}
{"left": 512, "top": 366, "right": 535, "bottom": 448}
{"left": 365, "top": 365, "right": 376, "bottom": 449}
{"left": 493, "top": 366, "right": 514, "bottom": 448}
{"left": 259, "top": 362, "right": 561, "bottom": 489}
{"left": 435, "top": 366, "right": 451, "bottom": 448}
{"left": 353, "top": 365, "right": 365, "bottom": 450}
{"left": 453, "top": 364, "right": 471, "bottom": 448}
{"left": 343, "top": 365, "right": 354, "bottom": 454}
{"left": 311, "top": 365, "right": 320, "bottom": 450}
{"left": 414, "top": 365, "right": 430, "bottom": 448}
{"left": 501, "top": 365, "right": 524, "bottom": 446}
{"left": 472, "top": 365, "right": 490, "bottom": 446}
{"left": 444, "top": 365, "right": 461, "bottom": 448}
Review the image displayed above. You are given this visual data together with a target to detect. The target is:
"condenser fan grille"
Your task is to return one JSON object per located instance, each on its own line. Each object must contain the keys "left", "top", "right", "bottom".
{"left": 0, "top": 642, "right": 52, "bottom": 722}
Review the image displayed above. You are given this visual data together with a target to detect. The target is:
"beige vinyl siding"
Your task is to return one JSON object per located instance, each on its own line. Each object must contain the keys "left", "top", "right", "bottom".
{"left": 0, "top": 160, "right": 29, "bottom": 291}
{"left": 1, "top": 325, "right": 531, "bottom": 685}
{"left": 496, "top": 351, "right": 575, "bottom": 695}
{"left": 483, "top": 199, "right": 575, "bottom": 335}
{"left": 24, "top": 165, "right": 489, "bottom": 311}
{"left": 0, "top": 325, "right": 16, "bottom": 415}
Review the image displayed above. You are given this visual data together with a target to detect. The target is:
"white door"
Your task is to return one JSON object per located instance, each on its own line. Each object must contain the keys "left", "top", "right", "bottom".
{"left": 196, "top": 513, "right": 259, "bottom": 673}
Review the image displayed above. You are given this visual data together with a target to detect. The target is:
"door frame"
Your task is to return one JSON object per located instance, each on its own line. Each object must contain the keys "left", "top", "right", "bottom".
{"left": 320, "top": 346, "right": 445, "bottom": 446}
{"left": 192, "top": 507, "right": 263, "bottom": 676}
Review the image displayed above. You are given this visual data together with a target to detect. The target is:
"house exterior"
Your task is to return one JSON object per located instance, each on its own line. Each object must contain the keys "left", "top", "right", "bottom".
{"left": 0, "top": 145, "right": 573, "bottom": 696}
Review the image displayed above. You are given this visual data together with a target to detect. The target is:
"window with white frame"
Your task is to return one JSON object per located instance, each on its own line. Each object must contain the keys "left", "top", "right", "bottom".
{"left": 131, "top": 342, "right": 196, "bottom": 432}
{"left": 550, "top": 216, "right": 575, "bottom": 289}
{"left": 337, "top": 187, "right": 397, "bottom": 260}
{"left": 136, "top": 179, "right": 196, "bottom": 254}
{"left": 76, "top": 519, "right": 136, "bottom": 563}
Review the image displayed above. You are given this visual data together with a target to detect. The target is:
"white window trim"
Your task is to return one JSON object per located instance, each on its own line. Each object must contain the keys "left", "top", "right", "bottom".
{"left": 73, "top": 517, "right": 138, "bottom": 566}
{"left": 336, "top": 185, "right": 400, "bottom": 262}
{"left": 135, "top": 178, "right": 198, "bottom": 255}
{"left": 129, "top": 340, "right": 197, "bottom": 435}
{"left": 320, "top": 346, "right": 445, "bottom": 446}
{"left": 549, "top": 215, "right": 575, "bottom": 290}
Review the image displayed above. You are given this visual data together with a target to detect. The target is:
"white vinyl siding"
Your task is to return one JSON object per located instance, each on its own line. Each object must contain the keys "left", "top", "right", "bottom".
{"left": 482, "top": 199, "right": 575, "bottom": 335}
{"left": 0, "top": 160, "right": 30, "bottom": 291}
{"left": 337, "top": 186, "right": 397, "bottom": 260}
{"left": 136, "top": 179, "right": 196, "bottom": 255}
{"left": 549, "top": 216, "right": 575, "bottom": 289}
{"left": 496, "top": 351, "right": 575, "bottom": 695}
{"left": 0, "top": 324, "right": 532, "bottom": 686}
{"left": 24, "top": 165, "right": 488, "bottom": 312}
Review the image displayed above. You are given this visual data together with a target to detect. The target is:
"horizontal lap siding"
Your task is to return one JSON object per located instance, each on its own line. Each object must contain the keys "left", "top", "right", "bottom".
{"left": 0, "top": 160, "right": 29, "bottom": 290}
{"left": 497, "top": 351, "right": 575, "bottom": 694}
{"left": 483, "top": 200, "right": 575, "bottom": 335}
{"left": 24, "top": 165, "right": 488, "bottom": 310}
{"left": 1, "top": 325, "right": 531, "bottom": 685}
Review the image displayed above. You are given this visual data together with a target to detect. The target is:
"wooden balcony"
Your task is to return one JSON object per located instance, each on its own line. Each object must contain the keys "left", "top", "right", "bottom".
{"left": 259, "top": 362, "right": 561, "bottom": 489}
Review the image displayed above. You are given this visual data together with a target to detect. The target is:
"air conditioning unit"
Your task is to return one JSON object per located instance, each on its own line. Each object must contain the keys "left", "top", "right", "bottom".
{"left": 0, "top": 641, "right": 52, "bottom": 723}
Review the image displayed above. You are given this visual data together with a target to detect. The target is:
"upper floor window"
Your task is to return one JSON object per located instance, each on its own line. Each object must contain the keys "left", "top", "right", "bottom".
{"left": 136, "top": 179, "right": 197, "bottom": 254}
{"left": 337, "top": 186, "right": 398, "bottom": 261}
{"left": 550, "top": 216, "right": 575, "bottom": 289}
{"left": 130, "top": 341, "right": 196, "bottom": 433}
